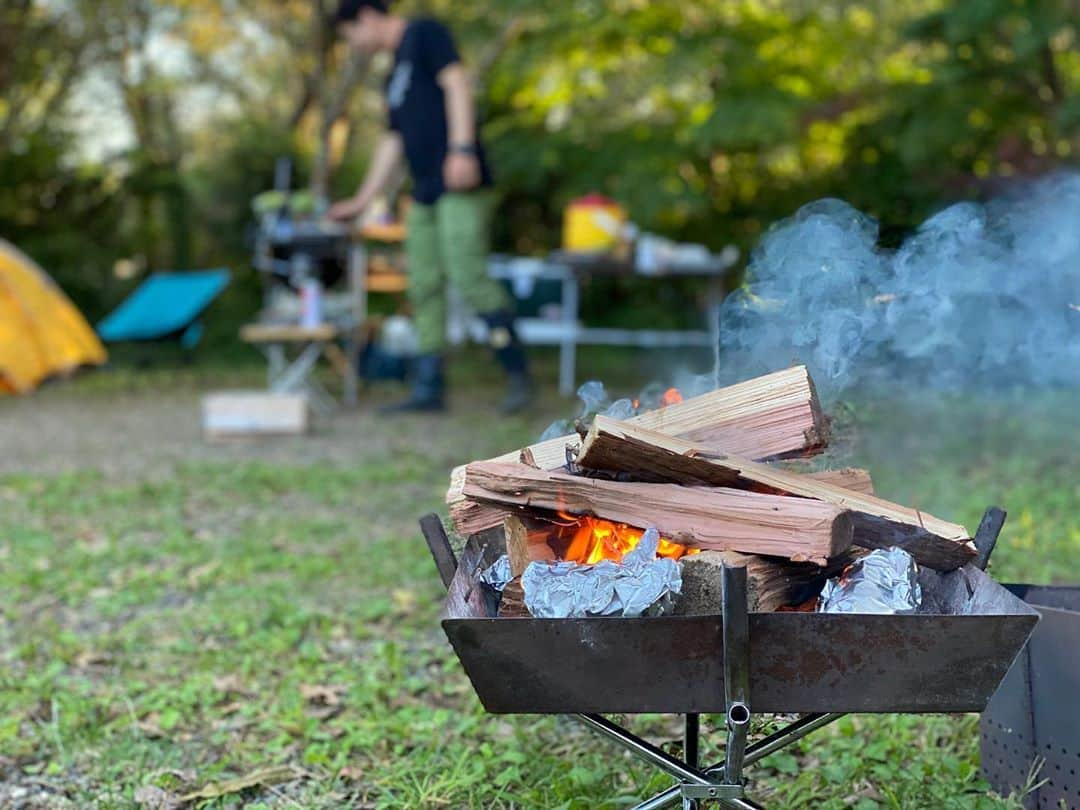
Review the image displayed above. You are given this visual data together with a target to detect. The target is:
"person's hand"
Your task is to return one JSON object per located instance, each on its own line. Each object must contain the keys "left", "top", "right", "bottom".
{"left": 444, "top": 152, "right": 481, "bottom": 191}
{"left": 327, "top": 195, "right": 367, "bottom": 222}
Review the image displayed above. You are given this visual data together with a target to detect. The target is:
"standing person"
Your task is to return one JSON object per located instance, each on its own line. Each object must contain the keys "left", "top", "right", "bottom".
{"left": 329, "top": 0, "right": 531, "bottom": 413}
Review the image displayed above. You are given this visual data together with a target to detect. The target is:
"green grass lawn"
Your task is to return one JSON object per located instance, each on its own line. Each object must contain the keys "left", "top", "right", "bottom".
{"left": 1, "top": 362, "right": 1076, "bottom": 808}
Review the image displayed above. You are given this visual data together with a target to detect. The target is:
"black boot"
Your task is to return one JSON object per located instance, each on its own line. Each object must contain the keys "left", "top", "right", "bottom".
{"left": 379, "top": 353, "right": 446, "bottom": 414}
{"left": 481, "top": 310, "right": 534, "bottom": 414}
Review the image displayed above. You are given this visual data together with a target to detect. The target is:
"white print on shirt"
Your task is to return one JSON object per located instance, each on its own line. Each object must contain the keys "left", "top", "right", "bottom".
{"left": 388, "top": 62, "right": 412, "bottom": 109}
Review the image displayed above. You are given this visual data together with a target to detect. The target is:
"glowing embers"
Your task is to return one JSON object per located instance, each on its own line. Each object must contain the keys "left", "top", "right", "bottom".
{"left": 550, "top": 512, "right": 697, "bottom": 565}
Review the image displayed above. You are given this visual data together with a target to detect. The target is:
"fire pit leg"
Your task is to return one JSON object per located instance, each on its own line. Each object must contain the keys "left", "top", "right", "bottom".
{"left": 722, "top": 564, "right": 751, "bottom": 789}
{"left": 574, "top": 713, "right": 716, "bottom": 789}
{"left": 683, "top": 713, "right": 701, "bottom": 809}
{"left": 684, "top": 714, "right": 700, "bottom": 769}
{"left": 633, "top": 713, "right": 846, "bottom": 809}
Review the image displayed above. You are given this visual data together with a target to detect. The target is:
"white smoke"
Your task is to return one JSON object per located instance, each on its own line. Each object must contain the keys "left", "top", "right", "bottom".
{"left": 718, "top": 172, "right": 1080, "bottom": 399}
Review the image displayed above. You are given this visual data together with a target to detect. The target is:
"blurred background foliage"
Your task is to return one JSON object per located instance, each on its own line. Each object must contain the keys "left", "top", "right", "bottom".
{"left": 1, "top": 0, "right": 1077, "bottom": 323}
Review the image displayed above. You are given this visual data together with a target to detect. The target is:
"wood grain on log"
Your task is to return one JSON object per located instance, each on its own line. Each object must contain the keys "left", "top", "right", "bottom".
{"left": 448, "top": 467, "right": 873, "bottom": 537}
{"left": 504, "top": 516, "right": 530, "bottom": 577}
{"left": 497, "top": 577, "right": 530, "bottom": 618}
{"left": 446, "top": 365, "right": 828, "bottom": 508}
{"left": 577, "top": 416, "right": 974, "bottom": 570}
{"left": 462, "top": 461, "right": 853, "bottom": 565}
{"left": 801, "top": 468, "right": 874, "bottom": 496}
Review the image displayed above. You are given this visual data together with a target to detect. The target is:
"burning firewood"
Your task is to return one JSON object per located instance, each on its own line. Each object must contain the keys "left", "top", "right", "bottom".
{"left": 502, "top": 515, "right": 557, "bottom": 575}
{"left": 576, "top": 416, "right": 975, "bottom": 571}
{"left": 462, "top": 461, "right": 854, "bottom": 565}
{"left": 445, "top": 365, "right": 829, "bottom": 513}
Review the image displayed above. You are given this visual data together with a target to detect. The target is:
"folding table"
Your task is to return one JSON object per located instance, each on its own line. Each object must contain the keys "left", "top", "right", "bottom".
{"left": 239, "top": 323, "right": 347, "bottom": 415}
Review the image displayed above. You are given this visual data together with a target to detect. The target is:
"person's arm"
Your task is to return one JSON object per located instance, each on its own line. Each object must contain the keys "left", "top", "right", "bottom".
{"left": 328, "top": 132, "right": 404, "bottom": 221}
{"left": 438, "top": 63, "right": 481, "bottom": 191}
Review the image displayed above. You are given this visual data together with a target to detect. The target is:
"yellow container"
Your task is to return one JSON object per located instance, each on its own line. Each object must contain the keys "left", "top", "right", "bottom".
{"left": 562, "top": 194, "right": 627, "bottom": 252}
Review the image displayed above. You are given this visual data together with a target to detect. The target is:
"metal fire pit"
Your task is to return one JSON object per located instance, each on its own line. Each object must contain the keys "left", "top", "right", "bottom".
{"left": 980, "top": 584, "right": 1080, "bottom": 809}
{"left": 422, "top": 509, "right": 1038, "bottom": 809}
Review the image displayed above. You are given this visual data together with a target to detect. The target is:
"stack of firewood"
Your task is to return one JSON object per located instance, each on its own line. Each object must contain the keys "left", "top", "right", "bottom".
{"left": 446, "top": 366, "right": 976, "bottom": 615}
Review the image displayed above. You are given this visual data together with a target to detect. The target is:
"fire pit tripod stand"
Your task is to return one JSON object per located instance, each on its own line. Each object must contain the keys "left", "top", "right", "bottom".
{"left": 422, "top": 508, "right": 1031, "bottom": 809}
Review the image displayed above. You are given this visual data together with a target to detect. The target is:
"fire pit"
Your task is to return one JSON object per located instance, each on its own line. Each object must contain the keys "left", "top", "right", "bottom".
{"left": 422, "top": 511, "right": 1037, "bottom": 808}
{"left": 425, "top": 367, "right": 1040, "bottom": 807}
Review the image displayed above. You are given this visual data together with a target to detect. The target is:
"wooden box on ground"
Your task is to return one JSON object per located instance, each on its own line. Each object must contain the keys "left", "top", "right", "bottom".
{"left": 201, "top": 391, "right": 309, "bottom": 438}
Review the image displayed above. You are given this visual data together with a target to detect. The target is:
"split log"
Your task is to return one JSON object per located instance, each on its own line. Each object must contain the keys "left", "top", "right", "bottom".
{"left": 497, "top": 577, "right": 530, "bottom": 618}
{"left": 577, "top": 417, "right": 975, "bottom": 570}
{"left": 462, "top": 461, "right": 854, "bottom": 565}
{"left": 451, "top": 499, "right": 514, "bottom": 539}
{"left": 675, "top": 550, "right": 857, "bottom": 614}
{"left": 450, "top": 467, "right": 873, "bottom": 537}
{"left": 446, "top": 365, "right": 828, "bottom": 508}
{"left": 802, "top": 468, "right": 874, "bottom": 496}
{"left": 504, "top": 516, "right": 530, "bottom": 577}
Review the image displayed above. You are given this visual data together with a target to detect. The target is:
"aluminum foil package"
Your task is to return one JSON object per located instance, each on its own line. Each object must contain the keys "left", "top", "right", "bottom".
{"left": 818, "top": 547, "right": 922, "bottom": 614}
{"left": 479, "top": 554, "right": 513, "bottom": 593}
{"left": 522, "top": 528, "right": 682, "bottom": 618}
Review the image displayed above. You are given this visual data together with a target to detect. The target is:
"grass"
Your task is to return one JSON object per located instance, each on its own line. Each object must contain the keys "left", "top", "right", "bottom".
{"left": 1, "top": 360, "right": 1077, "bottom": 808}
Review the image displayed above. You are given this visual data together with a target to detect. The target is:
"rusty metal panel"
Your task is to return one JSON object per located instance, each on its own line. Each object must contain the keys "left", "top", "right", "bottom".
{"left": 442, "top": 555, "right": 1038, "bottom": 715}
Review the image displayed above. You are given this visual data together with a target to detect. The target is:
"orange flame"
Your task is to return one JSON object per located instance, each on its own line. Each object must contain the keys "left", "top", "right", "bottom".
{"left": 553, "top": 512, "right": 697, "bottom": 564}
{"left": 661, "top": 387, "right": 683, "bottom": 406}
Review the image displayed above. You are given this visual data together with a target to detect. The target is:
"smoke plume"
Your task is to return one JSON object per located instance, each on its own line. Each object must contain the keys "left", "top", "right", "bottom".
{"left": 717, "top": 172, "right": 1080, "bottom": 400}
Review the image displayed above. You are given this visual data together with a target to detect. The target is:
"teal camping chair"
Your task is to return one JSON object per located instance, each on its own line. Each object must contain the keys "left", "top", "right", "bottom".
{"left": 97, "top": 270, "right": 231, "bottom": 350}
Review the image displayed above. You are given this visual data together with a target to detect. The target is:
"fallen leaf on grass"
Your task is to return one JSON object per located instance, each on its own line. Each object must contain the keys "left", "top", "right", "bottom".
{"left": 185, "top": 560, "right": 220, "bottom": 588}
{"left": 74, "top": 650, "right": 112, "bottom": 668}
{"left": 212, "top": 674, "right": 252, "bottom": 697}
{"left": 179, "top": 766, "right": 301, "bottom": 802}
{"left": 136, "top": 717, "right": 168, "bottom": 739}
{"left": 299, "top": 683, "right": 346, "bottom": 707}
{"left": 392, "top": 588, "right": 417, "bottom": 613}
{"left": 844, "top": 784, "right": 884, "bottom": 804}
{"left": 338, "top": 765, "right": 366, "bottom": 782}
{"left": 307, "top": 704, "right": 344, "bottom": 721}
{"left": 134, "top": 785, "right": 182, "bottom": 810}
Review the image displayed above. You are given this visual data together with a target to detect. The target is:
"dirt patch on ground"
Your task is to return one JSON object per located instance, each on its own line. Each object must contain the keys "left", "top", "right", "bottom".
{"left": 0, "top": 374, "right": 555, "bottom": 480}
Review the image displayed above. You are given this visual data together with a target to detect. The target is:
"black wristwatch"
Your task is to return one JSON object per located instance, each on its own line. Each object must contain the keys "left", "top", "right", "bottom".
{"left": 449, "top": 143, "right": 479, "bottom": 155}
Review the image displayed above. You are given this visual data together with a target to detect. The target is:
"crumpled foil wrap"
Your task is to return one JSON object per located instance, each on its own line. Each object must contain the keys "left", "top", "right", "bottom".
{"left": 521, "top": 528, "right": 682, "bottom": 618}
{"left": 479, "top": 554, "right": 513, "bottom": 593}
{"left": 818, "top": 546, "right": 922, "bottom": 614}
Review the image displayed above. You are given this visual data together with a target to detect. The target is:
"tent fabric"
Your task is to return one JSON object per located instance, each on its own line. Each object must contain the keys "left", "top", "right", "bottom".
{"left": 97, "top": 269, "right": 231, "bottom": 343}
{"left": 0, "top": 239, "right": 107, "bottom": 395}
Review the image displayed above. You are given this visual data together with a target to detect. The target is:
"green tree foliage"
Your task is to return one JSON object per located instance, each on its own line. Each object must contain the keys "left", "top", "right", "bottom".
{"left": 1, "top": 0, "right": 1077, "bottom": 319}
{"left": 462, "top": 0, "right": 1078, "bottom": 252}
{"left": 0, "top": 131, "right": 129, "bottom": 319}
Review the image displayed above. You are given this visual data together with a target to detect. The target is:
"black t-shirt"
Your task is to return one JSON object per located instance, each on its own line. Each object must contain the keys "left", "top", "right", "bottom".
{"left": 386, "top": 18, "right": 493, "bottom": 205}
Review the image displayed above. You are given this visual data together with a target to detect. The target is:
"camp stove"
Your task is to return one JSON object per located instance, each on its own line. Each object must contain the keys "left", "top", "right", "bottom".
{"left": 421, "top": 510, "right": 1038, "bottom": 808}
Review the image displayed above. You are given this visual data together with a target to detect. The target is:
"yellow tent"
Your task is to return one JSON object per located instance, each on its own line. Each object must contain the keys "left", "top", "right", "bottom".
{"left": 0, "top": 239, "right": 106, "bottom": 394}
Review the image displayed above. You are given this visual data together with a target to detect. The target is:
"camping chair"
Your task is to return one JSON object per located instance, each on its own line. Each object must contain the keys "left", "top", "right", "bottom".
{"left": 97, "top": 270, "right": 231, "bottom": 353}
